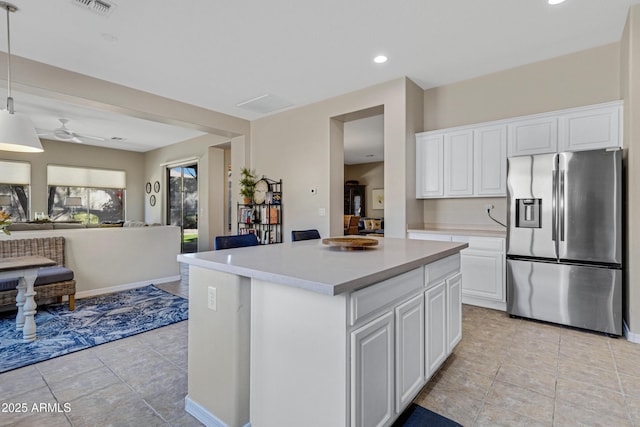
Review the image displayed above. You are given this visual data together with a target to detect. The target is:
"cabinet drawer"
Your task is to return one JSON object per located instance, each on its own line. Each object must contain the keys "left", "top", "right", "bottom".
{"left": 452, "top": 236, "right": 504, "bottom": 252}
{"left": 425, "top": 253, "right": 460, "bottom": 289}
{"left": 350, "top": 267, "right": 423, "bottom": 326}
{"left": 408, "top": 232, "right": 452, "bottom": 242}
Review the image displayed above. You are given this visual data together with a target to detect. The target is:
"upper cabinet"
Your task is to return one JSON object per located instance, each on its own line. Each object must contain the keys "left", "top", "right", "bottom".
{"left": 416, "top": 134, "right": 444, "bottom": 197}
{"left": 416, "top": 125, "right": 506, "bottom": 198}
{"left": 474, "top": 125, "right": 507, "bottom": 196}
{"left": 417, "top": 101, "right": 622, "bottom": 199}
{"left": 507, "top": 116, "right": 558, "bottom": 157}
{"left": 444, "top": 130, "right": 474, "bottom": 197}
{"left": 507, "top": 101, "right": 621, "bottom": 157}
{"left": 558, "top": 103, "right": 621, "bottom": 152}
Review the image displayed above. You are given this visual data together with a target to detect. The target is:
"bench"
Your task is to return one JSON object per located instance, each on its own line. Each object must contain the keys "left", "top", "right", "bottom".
{"left": 0, "top": 237, "right": 76, "bottom": 310}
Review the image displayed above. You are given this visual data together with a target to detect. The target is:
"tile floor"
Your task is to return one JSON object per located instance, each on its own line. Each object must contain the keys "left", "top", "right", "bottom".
{"left": 415, "top": 304, "right": 640, "bottom": 426}
{"left": 1, "top": 265, "right": 639, "bottom": 426}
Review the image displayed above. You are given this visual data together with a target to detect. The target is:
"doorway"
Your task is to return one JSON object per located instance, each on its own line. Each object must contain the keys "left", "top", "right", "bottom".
{"left": 167, "top": 163, "right": 198, "bottom": 253}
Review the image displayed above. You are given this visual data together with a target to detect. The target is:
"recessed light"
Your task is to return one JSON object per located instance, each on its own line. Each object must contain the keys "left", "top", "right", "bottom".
{"left": 373, "top": 55, "right": 388, "bottom": 64}
{"left": 548, "top": 0, "right": 566, "bottom": 5}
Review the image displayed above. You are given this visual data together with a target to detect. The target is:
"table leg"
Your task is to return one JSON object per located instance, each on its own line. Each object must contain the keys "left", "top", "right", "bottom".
{"left": 21, "top": 270, "right": 38, "bottom": 342}
{"left": 15, "top": 276, "right": 26, "bottom": 330}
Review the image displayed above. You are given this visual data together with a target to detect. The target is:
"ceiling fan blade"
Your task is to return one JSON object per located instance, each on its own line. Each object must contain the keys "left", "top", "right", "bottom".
{"left": 76, "top": 133, "right": 106, "bottom": 141}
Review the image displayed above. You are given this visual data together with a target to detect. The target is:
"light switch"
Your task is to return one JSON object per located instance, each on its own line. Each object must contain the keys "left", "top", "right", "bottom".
{"left": 319, "top": 208, "right": 326, "bottom": 217}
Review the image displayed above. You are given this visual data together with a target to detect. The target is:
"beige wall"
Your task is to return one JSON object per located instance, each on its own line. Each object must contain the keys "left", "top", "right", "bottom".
{"left": 621, "top": 5, "right": 640, "bottom": 335}
{"left": 421, "top": 42, "right": 621, "bottom": 229}
{"left": 344, "top": 162, "right": 384, "bottom": 219}
{"left": 0, "top": 139, "right": 145, "bottom": 220}
{"left": 251, "top": 78, "right": 420, "bottom": 240}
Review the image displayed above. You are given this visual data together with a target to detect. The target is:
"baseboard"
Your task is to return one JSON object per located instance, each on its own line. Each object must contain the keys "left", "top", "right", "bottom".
{"left": 74, "top": 276, "right": 181, "bottom": 299}
{"left": 184, "top": 396, "right": 251, "bottom": 427}
{"left": 623, "top": 319, "right": 640, "bottom": 343}
{"left": 461, "top": 295, "right": 506, "bottom": 312}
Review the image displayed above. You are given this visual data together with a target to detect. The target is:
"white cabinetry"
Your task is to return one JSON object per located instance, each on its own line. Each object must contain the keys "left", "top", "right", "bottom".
{"left": 507, "top": 116, "right": 558, "bottom": 157}
{"left": 394, "top": 294, "right": 425, "bottom": 412}
{"left": 409, "top": 232, "right": 506, "bottom": 311}
{"left": 447, "top": 272, "right": 462, "bottom": 352}
{"left": 425, "top": 281, "right": 447, "bottom": 377}
{"left": 348, "top": 255, "right": 462, "bottom": 426}
{"left": 351, "top": 311, "right": 395, "bottom": 427}
{"left": 507, "top": 101, "right": 622, "bottom": 157}
{"left": 416, "top": 126, "right": 506, "bottom": 198}
{"left": 444, "top": 130, "right": 474, "bottom": 197}
{"left": 558, "top": 104, "right": 621, "bottom": 152}
{"left": 474, "top": 125, "right": 507, "bottom": 196}
{"left": 417, "top": 102, "right": 622, "bottom": 194}
{"left": 416, "top": 133, "right": 444, "bottom": 197}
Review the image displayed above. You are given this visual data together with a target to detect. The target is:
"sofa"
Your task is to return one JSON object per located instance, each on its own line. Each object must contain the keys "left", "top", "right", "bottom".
{"left": 0, "top": 237, "right": 76, "bottom": 310}
{"left": 358, "top": 217, "right": 384, "bottom": 236}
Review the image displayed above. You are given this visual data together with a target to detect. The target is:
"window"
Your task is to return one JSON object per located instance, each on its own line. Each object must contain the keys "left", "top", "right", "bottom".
{"left": 0, "top": 160, "right": 31, "bottom": 221}
{"left": 47, "top": 165, "right": 126, "bottom": 224}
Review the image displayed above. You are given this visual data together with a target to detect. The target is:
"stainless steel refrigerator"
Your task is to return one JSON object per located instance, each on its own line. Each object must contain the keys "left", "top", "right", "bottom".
{"left": 506, "top": 148, "right": 622, "bottom": 335}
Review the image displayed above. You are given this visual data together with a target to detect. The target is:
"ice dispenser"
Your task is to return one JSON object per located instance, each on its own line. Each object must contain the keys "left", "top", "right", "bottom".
{"left": 516, "top": 198, "right": 541, "bottom": 228}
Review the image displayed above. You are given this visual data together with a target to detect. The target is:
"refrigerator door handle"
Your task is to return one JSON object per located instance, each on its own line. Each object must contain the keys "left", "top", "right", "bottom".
{"left": 552, "top": 170, "right": 557, "bottom": 242}
{"left": 560, "top": 170, "right": 565, "bottom": 242}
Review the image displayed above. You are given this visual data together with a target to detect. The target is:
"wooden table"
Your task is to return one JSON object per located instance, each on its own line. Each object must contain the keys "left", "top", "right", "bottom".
{"left": 0, "top": 256, "right": 56, "bottom": 342}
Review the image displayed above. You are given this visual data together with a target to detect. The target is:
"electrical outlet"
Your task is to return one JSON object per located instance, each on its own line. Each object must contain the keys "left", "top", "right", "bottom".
{"left": 208, "top": 286, "right": 217, "bottom": 311}
{"left": 484, "top": 204, "right": 494, "bottom": 212}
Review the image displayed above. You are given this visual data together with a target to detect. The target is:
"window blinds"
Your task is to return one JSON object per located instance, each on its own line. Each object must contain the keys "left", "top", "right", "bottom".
{"left": 47, "top": 165, "right": 126, "bottom": 189}
{"left": 0, "top": 160, "right": 31, "bottom": 184}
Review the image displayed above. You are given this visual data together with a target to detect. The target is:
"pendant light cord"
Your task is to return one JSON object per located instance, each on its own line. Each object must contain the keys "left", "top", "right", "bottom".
{"left": 4, "top": 3, "right": 13, "bottom": 112}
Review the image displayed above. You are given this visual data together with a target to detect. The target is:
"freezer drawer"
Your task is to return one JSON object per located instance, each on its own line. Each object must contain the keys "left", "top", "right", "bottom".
{"left": 506, "top": 259, "right": 621, "bottom": 335}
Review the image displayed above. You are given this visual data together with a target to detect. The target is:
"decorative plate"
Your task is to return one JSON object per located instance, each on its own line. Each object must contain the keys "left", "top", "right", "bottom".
{"left": 150, "top": 195, "right": 156, "bottom": 206}
{"left": 154, "top": 181, "right": 160, "bottom": 193}
{"left": 145, "top": 182, "right": 152, "bottom": 194}
{"left": 322, "top": 237, "right": 379, "bottom": 250}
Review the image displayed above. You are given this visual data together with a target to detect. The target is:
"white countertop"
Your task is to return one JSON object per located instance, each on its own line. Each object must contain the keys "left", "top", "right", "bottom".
{"left": 178, "top": 237, "right": 467, "bottom": 296}
{"left": 407, "top": 226, "right": 506, "bottom": 238}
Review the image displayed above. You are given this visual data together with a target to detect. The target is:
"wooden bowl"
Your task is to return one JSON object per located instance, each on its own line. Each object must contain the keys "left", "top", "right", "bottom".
{"left": 321, "top": 237, "right": 379, "bottom": 250}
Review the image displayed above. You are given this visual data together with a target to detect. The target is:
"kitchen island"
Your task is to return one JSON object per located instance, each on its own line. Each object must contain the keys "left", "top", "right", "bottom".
{"left": 178, "top": 237, "right": 467, "bottom": 427}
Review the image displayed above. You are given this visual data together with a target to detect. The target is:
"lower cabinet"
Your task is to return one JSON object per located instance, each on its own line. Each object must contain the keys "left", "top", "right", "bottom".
{"left": 349, "top": 255, "right": 461, "bottom": 427}
{"left": 395, "top": 294, "right": 425, "bottom": 412}
{"left": 425, "top": 281, "right": 447, "bottom": 377}
{"left": 408, "top": 232, "right": 506, "bottom": 311}
{"left": 351, "top": 311, "right": 395, "bottom": 427}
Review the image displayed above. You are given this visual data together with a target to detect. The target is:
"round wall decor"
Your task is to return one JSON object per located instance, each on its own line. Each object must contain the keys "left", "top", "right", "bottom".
{"left": 145, "top": 182, "right": 152, "bottom": 194}
{"left": 150, "top": 195, "right": 156, "bottom": 206}
{"left": 154, "top": 181, "right": 160, "bottom": 193}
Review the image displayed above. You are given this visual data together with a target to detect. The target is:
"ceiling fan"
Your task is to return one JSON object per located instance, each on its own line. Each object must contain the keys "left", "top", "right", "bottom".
{"left": 37, "top": 118, "right": 106, "bottom": 143}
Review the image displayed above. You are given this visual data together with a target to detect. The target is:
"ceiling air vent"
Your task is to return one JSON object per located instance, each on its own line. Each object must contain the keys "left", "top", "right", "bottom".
{"left": 71, "top": 0, "right": 116, "bottom": 16}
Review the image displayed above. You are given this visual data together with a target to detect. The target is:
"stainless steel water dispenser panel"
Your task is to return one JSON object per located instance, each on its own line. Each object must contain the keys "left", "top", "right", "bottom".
{"left": 516, "top": 198, "right": 541, "bottom": 228}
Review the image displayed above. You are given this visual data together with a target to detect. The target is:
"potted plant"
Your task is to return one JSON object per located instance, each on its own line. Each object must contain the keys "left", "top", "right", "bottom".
{"left": 239, "top": 167, "right": 256, "bottom": 204}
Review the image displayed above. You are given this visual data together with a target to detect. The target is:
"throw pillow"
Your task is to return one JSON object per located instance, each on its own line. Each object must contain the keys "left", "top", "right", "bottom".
{"left": 370, "top": 219, "right": 382, "bottom": 230}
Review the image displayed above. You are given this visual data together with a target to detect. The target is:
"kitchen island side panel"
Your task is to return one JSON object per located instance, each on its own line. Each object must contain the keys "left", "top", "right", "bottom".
{"left": 250, "top": 278, "right": 349, "bottom": 427}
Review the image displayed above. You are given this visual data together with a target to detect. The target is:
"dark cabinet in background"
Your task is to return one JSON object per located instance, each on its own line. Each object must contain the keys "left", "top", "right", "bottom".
{"left": 344, "top": 184, "right": 365, "bottom": 217}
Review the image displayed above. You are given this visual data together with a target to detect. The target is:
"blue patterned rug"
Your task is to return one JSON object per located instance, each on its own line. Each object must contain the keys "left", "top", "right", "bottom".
{"left": 0, "top": 285, "right": 188, "bottom": 373}
{"left": 395, "top": 403, "right": 462, "bottom": 427}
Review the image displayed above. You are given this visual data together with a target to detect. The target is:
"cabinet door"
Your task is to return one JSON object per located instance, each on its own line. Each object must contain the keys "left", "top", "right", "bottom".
{"left": 444, "top": 130, "right": 473, "bottom": 196}
{"left": 474, "top": 125, "right": 507, "bottom": 196}
{"left": 460, "top": 249, "right": 504, "bottom": 302}
{"left": 447, "top": 273, "right": 462, "bottom": 352}
{"left": 558, "top": 104, "right": 621, "bottom": 152}
{"left": 425, "top": 282, "right": 447, "bottom": 378}
{"left": 416, "top": 133, "right": 444, "bottom": 198}
{"left": 351, "top": 311, "right": 394, "bottom": 427}
{"left": 395, "top": 294, "right": 425, "bottom": 412}
{"left": 507, "top": 116, "right": 558, "bottom": 157}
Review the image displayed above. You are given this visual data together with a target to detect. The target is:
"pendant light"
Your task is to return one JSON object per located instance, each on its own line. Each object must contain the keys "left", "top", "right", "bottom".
{"left": 0, "top": 2, "right": 42, "bottom": 153}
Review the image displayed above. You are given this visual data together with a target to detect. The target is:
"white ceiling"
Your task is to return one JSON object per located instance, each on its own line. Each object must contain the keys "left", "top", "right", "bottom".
{"left": 1, "top": 0, "right": 638, "bottom": 153}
